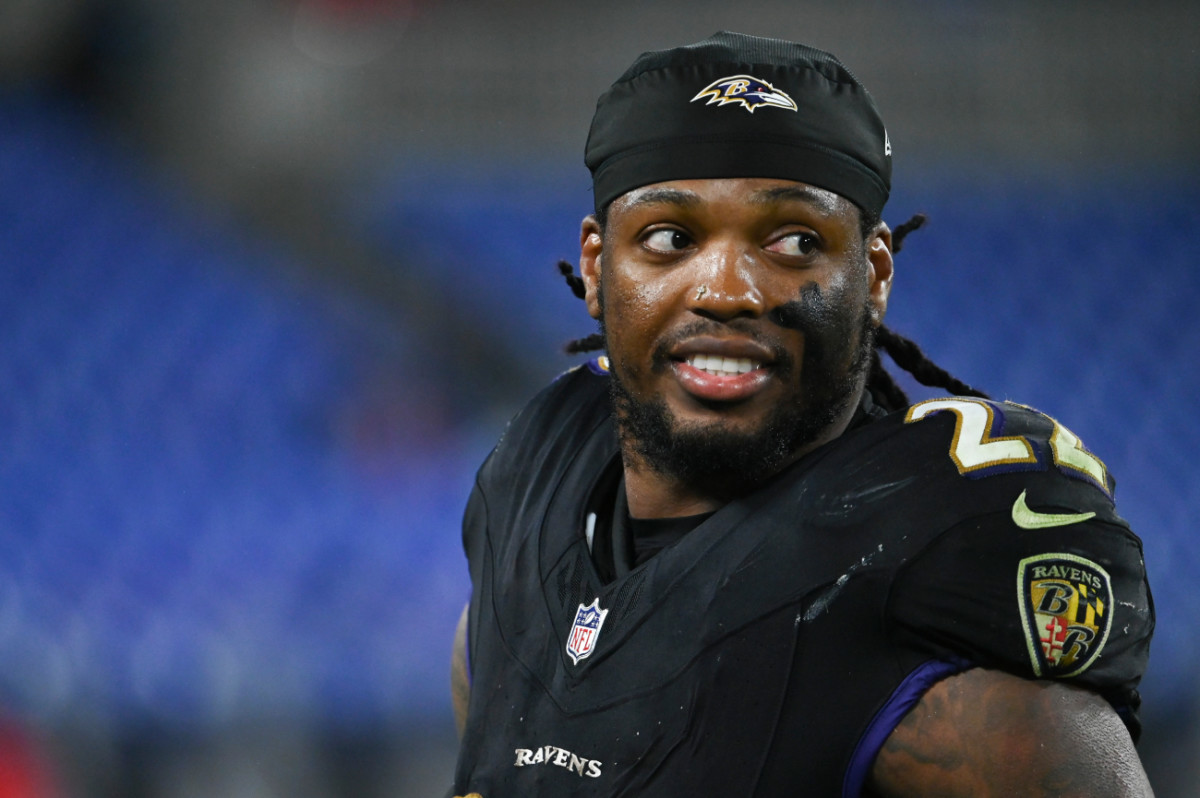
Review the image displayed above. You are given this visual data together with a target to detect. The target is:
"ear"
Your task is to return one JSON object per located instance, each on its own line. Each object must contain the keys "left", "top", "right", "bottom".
{"left": 866, "top": 222, "right": 894, "bottom": 326}
{"left": 580, "top": 215, "right": 604, "bottom": 320}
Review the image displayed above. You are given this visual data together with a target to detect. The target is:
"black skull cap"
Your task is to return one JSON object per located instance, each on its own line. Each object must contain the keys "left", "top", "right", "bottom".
{"left": 585, "top": 31, "right": 891, "bottom": 217}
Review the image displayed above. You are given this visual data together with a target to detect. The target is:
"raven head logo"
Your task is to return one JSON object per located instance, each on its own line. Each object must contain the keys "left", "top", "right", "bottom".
{"left": 691, "top": 74, "right": 798, "bottom": 114}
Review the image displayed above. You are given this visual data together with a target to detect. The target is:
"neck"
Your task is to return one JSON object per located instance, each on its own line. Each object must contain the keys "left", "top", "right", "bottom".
{"left": 623, "top": 462, "right": 724, "bottom": 519}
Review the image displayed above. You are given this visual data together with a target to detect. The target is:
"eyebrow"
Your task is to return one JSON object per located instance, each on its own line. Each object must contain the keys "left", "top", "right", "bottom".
{"left": 617, "top": 183, "right": 844, "bottom": 216}
{"left": 619, "top": 187, "right": 701, "bottom": 210}
{"left": 748, "top": 185, "right": 842, "bottom": 215}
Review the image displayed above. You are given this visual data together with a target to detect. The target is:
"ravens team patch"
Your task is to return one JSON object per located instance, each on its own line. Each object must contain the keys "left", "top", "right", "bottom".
{"left": 691, "top": 74, "right": 798, "bottom": 113}
{"left": 1017, "top": 554, "right": 1113, "bottom": 678}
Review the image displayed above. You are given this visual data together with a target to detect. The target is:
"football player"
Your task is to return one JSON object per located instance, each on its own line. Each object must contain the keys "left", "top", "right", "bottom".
{"left": 450, "top": 32, "right": 1154, "bottom": 797}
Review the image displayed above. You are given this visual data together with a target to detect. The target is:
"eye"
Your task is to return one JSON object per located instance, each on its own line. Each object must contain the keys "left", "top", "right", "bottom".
{"left": 643, "top": 228, "right": 693, "bottom": 253}
{"left": 766, "top": 232, "right": 820, "bottom": 257}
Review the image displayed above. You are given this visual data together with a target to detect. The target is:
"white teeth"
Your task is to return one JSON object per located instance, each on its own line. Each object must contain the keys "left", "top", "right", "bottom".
{"left": 686, "top": 355, "right": 759, "bottom": 376}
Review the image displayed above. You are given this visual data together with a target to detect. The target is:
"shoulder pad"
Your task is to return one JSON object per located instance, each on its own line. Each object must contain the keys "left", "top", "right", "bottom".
{"left": 904, "top": 398, "right": 1114, "bottom": 496}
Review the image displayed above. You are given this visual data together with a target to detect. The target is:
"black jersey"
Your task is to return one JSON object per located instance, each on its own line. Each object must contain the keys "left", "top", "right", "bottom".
{"left": 453, "top": 362, "right": 1153, "bottom": 797}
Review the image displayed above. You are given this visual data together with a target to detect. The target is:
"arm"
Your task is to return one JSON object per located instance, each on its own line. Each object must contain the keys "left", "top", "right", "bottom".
{"left": 867, "top": 667, "right": 1153, "bottom": 798}
{"left": 451, "top": 603, "right": 470, "bottom": 737}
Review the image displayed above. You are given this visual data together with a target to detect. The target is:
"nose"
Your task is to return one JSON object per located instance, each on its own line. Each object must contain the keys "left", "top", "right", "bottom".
{"left": 684, "top": 244, "right": 765, "bottom": 319}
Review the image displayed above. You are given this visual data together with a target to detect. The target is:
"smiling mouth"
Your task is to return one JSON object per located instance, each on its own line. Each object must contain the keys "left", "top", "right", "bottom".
{"left": 684, "top": 354, "right": 763, "bottom": 376}
{"left": 671, "top": 352, "right": 773, "bottom": 404}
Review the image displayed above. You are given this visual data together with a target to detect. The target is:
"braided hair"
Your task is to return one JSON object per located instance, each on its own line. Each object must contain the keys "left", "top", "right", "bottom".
{"left": 559, "top": 212, "right": 988, "bottom": 413}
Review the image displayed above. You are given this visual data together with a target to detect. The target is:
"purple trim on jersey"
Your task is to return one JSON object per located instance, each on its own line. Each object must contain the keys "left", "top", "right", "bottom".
{"left": 842, "top": 658, "right": 972, "bottom": 798}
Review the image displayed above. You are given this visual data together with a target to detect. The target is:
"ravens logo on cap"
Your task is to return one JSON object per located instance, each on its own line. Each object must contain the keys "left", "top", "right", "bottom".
{"left": 691, "top": 74, "right": 798, "bottom": 114}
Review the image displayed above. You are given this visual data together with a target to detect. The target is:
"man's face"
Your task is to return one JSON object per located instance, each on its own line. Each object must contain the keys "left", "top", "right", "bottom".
{"left": 579, "top": 177, "right": 893, "bottom": 497}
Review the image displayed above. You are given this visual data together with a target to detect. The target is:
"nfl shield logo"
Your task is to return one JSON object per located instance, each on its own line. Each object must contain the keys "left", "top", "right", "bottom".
{"left": 566, "top": 598, "right": 609, "bottom": 665}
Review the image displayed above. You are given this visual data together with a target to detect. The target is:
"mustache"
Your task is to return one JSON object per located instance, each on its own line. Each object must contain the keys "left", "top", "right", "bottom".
{"left": 648, "top": 318, "right": 798, "bottom": 376}
{"left": 647, "top": 282, "right": 830, "bottom": 368}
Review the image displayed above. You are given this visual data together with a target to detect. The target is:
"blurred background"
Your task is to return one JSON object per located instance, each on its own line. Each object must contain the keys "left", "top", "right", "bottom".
{"left": 0, "top": 0, "right": 1197, "bottom": 795}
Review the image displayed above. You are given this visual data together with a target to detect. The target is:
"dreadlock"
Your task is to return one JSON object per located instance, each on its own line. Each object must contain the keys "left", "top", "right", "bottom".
{"left": 557, "top": 260, "right": 606, "bottom": 354}
{"left": 558, "top": 212, "right": 988, "bottom": 412}
{"left": 864, "top": 213, "right": 989, "bottom": 410}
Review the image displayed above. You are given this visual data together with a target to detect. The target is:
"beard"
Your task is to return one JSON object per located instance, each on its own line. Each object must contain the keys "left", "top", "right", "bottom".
{"left": 604, "top": 282, "right": 876, "bottom": 502}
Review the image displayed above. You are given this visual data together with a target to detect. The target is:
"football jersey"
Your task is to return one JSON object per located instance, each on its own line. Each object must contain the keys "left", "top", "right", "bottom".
{"left": 452, "top": 362, "right": 1153, "bottom": 797}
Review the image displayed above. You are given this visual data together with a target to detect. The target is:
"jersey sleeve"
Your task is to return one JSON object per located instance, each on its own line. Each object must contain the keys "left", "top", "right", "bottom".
{"left": 884, "top": 402, "right": 1154, "bottom": 737}
{"left": 886, "top": 496, "right": 1153, "bottom": 739}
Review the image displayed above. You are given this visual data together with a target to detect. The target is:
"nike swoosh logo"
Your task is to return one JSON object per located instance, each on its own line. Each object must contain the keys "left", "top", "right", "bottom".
{"left": 1011, "top": 490, "right": 1096, "bottom": 530}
